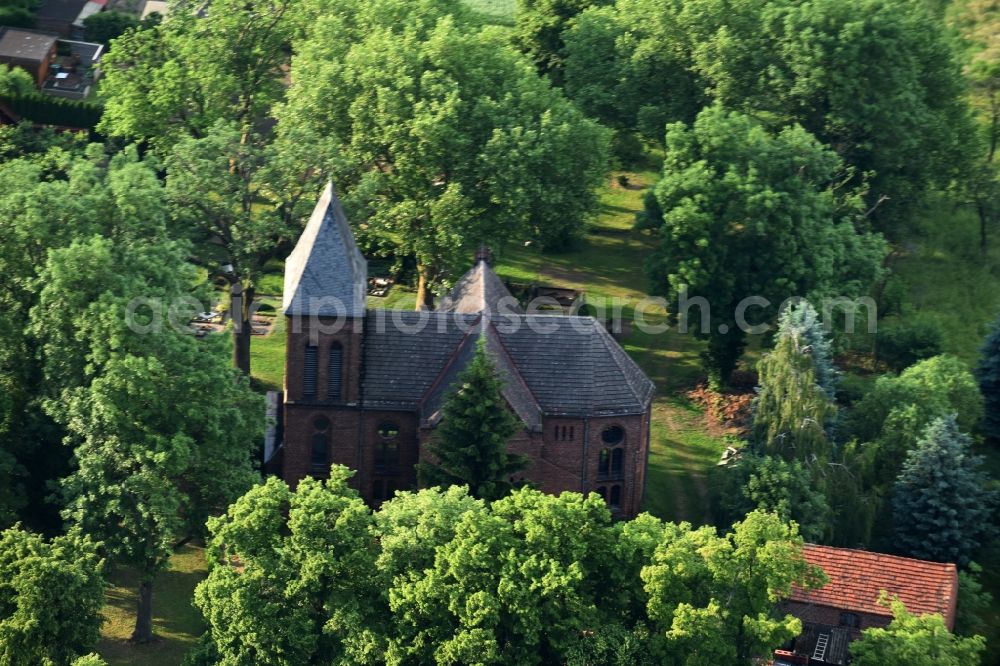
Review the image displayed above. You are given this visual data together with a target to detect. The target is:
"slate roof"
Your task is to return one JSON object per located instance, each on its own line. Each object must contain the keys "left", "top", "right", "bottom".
{"left": 286, "top": 184, "right": 655, "bottom": 423}
{"left": 284, "top": 183, "right": 367, "bottom": 318}
{"left": 790, "top": 544, "right": 959, "bottom": 629}
{"left": 438, "top": 261, "right": 524, "bottom": 316}
{"left": 419, "top": 318, "right": 543, "bottom": 430}
{"left": 360, "top": 309, "right": 654, "bottom": 421}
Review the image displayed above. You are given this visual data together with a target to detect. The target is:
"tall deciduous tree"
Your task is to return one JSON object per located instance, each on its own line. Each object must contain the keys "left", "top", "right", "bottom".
{"left": 47, "top": 246, "right": 263, "bottom": 641}
{"left": 22, "top": 153, "right": 263, "bottom": 642}
{"left": 850, "top": 597, "right": 986, "bottom": 666}
{"left": 282, "top": 3, "right": 609, "bottom": 308}
{"left": 389, "top": 488, "right": 618, "bottom": 665}
{"left": 0, "top": 526, "right": 105, "bottom": 664}
{"left": 565, "top": 0, "right": 974, "bottom": 232}
{"left": 96, "top": 0, "right": 326, "bottom": 374}
{"left": 976, "top": 311, "right": 1000, "bottom": 444}
{"left": 645, "top": 105, "right": 884, "bottom": 386}
{"left": 418, "top": 340, "right": 526, "bottom": 501}
{"left": 642, "top": 510, "right": 825, "bottom": 664}
{"left": 753, "top": 333, "right": 836, "bottom": 461}
{"left": 196, "top": 473, "right": 382, "bottom": 665}
{"left": 892, "top": 415, "right": 998, "bottom": 565}
{"left": 513, "top": 0, "right": 609, "bottom": 81}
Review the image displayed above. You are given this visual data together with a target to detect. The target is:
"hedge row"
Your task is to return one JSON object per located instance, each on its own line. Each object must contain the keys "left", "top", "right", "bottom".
{"left": 1, "top": 93, "right": 102, "bottom": 129}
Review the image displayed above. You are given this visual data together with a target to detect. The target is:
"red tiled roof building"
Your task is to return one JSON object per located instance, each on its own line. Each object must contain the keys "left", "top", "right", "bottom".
{"left": 776, "top": 544, "right": 959, "bottom": 665}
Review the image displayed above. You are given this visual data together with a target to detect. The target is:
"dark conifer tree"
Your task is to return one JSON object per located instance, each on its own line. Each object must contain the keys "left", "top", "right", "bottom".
{"left": 976, "top": 312, "right": 1000, "bottom": 444}
{"left": 417, "top": 339, "right": 526, "bottom": 502}
{"left": 892, "top": 415, "right": 998, "bottom": 565}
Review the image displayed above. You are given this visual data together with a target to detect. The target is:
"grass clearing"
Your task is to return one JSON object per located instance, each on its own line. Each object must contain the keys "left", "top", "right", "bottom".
{"left": 97, "top": 544, "right": 208, "bottom": 666}
{"left": 461, "top": 0, "right": 516, "bottom": 24}
{"left": 495, "top": 166, "right": 731, "bottom": 524}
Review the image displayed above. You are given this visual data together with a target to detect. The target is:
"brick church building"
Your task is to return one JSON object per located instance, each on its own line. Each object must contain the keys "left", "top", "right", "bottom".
{"left": 272, "top": 184, "right": 655, "bottom": 517}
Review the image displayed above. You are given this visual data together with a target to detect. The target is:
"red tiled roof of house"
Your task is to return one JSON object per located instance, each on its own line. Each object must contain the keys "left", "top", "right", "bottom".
{"left": 789, "top": 544, "right": 959, "bottom": 629}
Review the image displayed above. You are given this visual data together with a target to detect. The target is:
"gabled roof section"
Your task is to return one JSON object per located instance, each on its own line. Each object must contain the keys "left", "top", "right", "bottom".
{"left": 283, "top": 182, "right": 367, "bottom": 318}
{"left": 360, "top": 313, "right": 654, "bottom": 418}
{"left": 500, "top": 316, "right": 655, "bottom": 416}
{"left": 437, "top": 261, "right": 524, "bottom": 317}
{"left": 790, "top": 544, "right": 959, "bottom": 629}
{"left": 419, "top": 317, "right": 542, "bottom": 431}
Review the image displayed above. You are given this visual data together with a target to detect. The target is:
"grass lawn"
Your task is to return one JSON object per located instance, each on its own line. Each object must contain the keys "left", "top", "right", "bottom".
{"left": 493, "top": 164, "right": 731, "bottom": 524}
{"left": 97, "top": 544, "right": 208, "bottom": 666}
{"left": 461, "top": 0, "right": 516, "bottom": 24}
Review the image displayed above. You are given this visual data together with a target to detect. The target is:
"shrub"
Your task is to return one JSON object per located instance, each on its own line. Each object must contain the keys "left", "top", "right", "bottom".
{"left": 876, "top": 318, "right": 944, "bottom": 372}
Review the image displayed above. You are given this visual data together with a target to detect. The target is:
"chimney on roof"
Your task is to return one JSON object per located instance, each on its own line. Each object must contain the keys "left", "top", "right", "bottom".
{"left": 474, "top": 245, "right": 493, "bottom": 266}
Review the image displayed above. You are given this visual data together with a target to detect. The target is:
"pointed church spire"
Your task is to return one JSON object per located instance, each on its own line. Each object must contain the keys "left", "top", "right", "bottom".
{"left": 283, "top": 183, "right": 368, "bottom": 318}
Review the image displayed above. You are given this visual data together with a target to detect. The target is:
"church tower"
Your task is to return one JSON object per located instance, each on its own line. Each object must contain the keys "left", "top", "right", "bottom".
{"left": 281, "top": 183, "right": 367, "bottom": 484}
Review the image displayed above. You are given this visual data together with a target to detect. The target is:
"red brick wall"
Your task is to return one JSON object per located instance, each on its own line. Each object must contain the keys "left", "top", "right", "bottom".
{"left": 282, "top": 314, "right": 652, "bottom": 515}
{"left": 782, "top": 600, "right": 891, "bottom": 638}
{"left": 284, "top": 315, "right": 363, "bottom": 404}
{"left": 415, "top": 412, "right": 650, "bottom": 518}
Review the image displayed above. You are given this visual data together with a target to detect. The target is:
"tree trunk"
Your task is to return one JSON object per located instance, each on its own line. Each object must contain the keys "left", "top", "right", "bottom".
{"left": 131, "top": 579, "right": 154, "bottom": 643}
{"left": 979, "top": 199, "right": 989, "bottom": 255}
{"left": 231, "top": 282, "right": 253, "bottom": 375}
{"left": 415, "top": 264, "right": 435, "bottom": 311}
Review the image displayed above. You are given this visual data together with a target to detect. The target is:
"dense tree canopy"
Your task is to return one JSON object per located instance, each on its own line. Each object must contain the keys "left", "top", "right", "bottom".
{"left": 0, "top": 526, "right": 105, "bottom": 665}
{"left": 196, "top": 473, "right": 822, "bottom": 665}
{"left": 513, "top": 0, "right": 609, "bottom": 80}
{"left": 564, "top": 0, "right": 974, "bottom": 231}
{"left": 281, "top": 1, "right": 609, "bottom": 307}
{"left": 644, "top": 105, "right": 884, "bottom": 386}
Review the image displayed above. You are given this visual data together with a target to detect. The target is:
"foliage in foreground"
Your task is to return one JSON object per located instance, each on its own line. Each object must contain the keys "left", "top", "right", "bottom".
{"left": 851, "top": 597, "right": 986, "bottom": 666}
{"left": 195, "top": 472, "right": 824, "bottom": 666}
{"left": 0, "top": 526, "right": 105, "bottom": 665}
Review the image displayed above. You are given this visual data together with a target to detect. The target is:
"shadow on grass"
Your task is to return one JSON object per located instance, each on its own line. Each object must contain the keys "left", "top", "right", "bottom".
{"left": 98, "top": 544, "right": 207, "bottom": 666}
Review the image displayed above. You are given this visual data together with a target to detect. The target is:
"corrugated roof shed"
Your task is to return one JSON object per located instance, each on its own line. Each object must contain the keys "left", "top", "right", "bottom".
{"left": 790, "top": 544, "right": 959, "bottom": 629}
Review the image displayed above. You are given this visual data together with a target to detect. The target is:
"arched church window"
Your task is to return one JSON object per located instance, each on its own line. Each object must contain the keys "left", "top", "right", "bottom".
{"left": 310, "top": 416, "right": 330, "bottom": 476}
{"left": 609, "top": 485, "right": 621, "bottom": 508}
{"left": 376, "top": 422, "right": 400, "bottom": 470}
{"left": 611, "top": 448, "right": 623, "bottom": 476}
{"left": 598, "top": 448, "right": 611, "bottom": 477}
